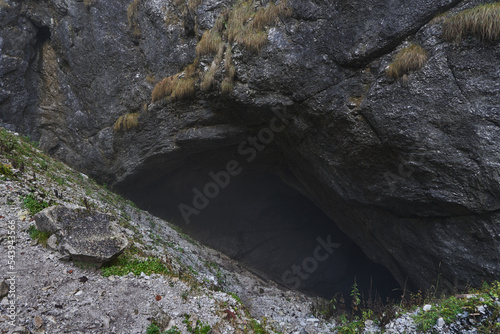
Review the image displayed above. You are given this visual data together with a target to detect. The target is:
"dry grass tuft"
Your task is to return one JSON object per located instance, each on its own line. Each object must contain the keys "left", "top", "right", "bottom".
{"left": 196, "top": 30, "right": 223, "bottom": 56}
{"left": 127, "top": 0, "right": 141, "bottom": 38}
{"left": 151, "top": 58, "right": 199, "bottom": 101}
{"left": 151, "top": 74, "right": 179, "bottom": 102}
{"left": 221, "top": 78, "right": 234, "bottom": 94}
{"left": 146, "top": 74, "right": 156, "bottom": 84}
{"left": 201, "top": 65, "right": 217, "bottom": 91}
{"left": 114, "top": 113, "right": 140, "bottom": 131}
{"left": 224, "top": 0, "right": 290, "bottom": 53}
{"left": 188, "top": 0, "right": 202, "bottom": 13}
{"left": 201, "top": 43, "right": 226, "bottom": 91}
{"left": 171, "top": 77, "right": 196, "bottom": 100}
{"left": 443, "top": 3, "right": 500, "bottom": 42}
{"left": 239, "top": 31, "right": 268, "bottom": 53}
{"left": 155, "top": 0, "right": 291, "bottom": 98}
{"left": 84, "top": 0, "right": 96, "bottom": 8}
{"left": 386, "top": 44, "right": 428, "bottom": 79}
{"left": 225, "top": 46, "right": 235, "bottom": 80}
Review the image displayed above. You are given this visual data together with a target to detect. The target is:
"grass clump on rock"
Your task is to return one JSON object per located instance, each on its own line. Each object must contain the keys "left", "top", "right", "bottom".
{"left": 127, "top": 0, "right": 142, "bottom": 39}
{"left": 152, "top": 0, "right": 291, "bottom": 100}
{"left": 386, "top": 43, "right": 428, "bottom": 79}
{"left": 151, "top": 58, "right": 199, "bottom": 102}
{"left": 443, "top": 3, "right": 500, "bottom": 43}
{"left": 113, "top": 113, "right": 140, "bottom": 132}
{"left": 27, "top": 225, "right": 52, "bottom": 247}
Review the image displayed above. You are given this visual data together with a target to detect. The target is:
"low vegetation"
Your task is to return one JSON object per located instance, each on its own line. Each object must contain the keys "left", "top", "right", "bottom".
{"left": 443, "top": 3, "right": 500, "bottom": 43}
{"left": 183, "top": 315, "right": 211, "bottom": 334}
{"left": 83, "top": 0, "right": 96, "bottom": 9}
{"left": 113, "top": 113, "right": 140, "bottom": 131}
{"left": 386, "top": 43, "right": 428, "bottom": 79}
{"left": 151, "top": 58, "right": 199, "bottom": 102}
{"left": 152, "top": 0, "right": 291, "bottom": 101}
{"left": 146, "top": 323, "right": 181, "bottom": 334}
{"left": 23, "top": 194, "right": 50, "bottom": 215}
{"left": 101, "top": 253, "right": 172, "bottom": 277}
{"left": 127, "top": 0, "right": 142, "bottom": 39}
{"left": 413, "top": 281, "right": 500, "bottom": 332}
{"left": 311, "top": 279, "right": 500, "bottom": 333}
{"left": 27, "top": 225, "right": 52, "bottom": 247}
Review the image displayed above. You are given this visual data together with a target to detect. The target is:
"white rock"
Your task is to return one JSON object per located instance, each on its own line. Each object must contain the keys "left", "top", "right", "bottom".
{"left": 423, "top": 304, "right": 432, "bottom": 312}
{"left": 436, "top": 317, "right": 445, "bottom": 328}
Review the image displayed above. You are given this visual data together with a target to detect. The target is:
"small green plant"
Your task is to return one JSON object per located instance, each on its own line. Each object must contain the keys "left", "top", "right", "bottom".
{"left": 350, "top": 280, "right": 361, "bottom": 313}
{"left": 248, "top": 319, "right": 268, "bottom": 334}
{"left": 413, "top": 281, "right": 500, "bottom": 331}
{"left": 22, "top": 194, "right": 50, "bottom": 215}
{"left": 181, "top": 291, "right": 189, "bottom": 301}
{"left": 443, "top": 3, "right": 500, "bottom": 43}
{"left": 386, "top": 43, "right": 428, "bottom": 79}
{"left": 101, "top": 255, "right": 171, "bottom": 277}
{"left": 27, "top": 225, "right": 52, "bottom": 247}
{"left": 0, "top": 163, "right": 13, "bottom": 178}
{"left": 228, "top": 292, "right": 242, "bottom": 304}
{"left": 164, "top": 327, "right": 181, "bottom": 334}
{"left": 146, "top": 323, "right": 181, "bottom": 334}
{"left": 183, "top": 315, "right": 211, "bottom": 334}
{"left": 311, "top": 296, "right": 337, "bottom": 320}
{"left": 114, "top": 113, "right": 141, "bottom": 132}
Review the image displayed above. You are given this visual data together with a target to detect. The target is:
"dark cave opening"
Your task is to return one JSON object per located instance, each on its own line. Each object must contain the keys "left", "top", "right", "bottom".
{"left": 35, "top": 26, "right": 51, "bottom": 44}
{"left": 124, "top": 156, "right": 401, "bottom": 301}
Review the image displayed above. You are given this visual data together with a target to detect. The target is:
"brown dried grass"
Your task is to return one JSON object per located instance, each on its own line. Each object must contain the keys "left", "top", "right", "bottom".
{"left": 114, "top": 113, "right": 140, "bottom": 131}
{"left": 443, "top": 3, "right": 500, "bottom": 42}
{"left": 386, "top": 44, "right": 428, "bottom": 79}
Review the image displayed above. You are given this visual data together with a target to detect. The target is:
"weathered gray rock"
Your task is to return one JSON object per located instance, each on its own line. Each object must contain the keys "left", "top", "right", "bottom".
{"left": 1, "top": 0, "right": 500, "bottom": 293}
{"left": 0, "top": 280, "right": 8, "bottom": 299}
{"left": 34, "top": 205, "right": 128, "bottom": 264}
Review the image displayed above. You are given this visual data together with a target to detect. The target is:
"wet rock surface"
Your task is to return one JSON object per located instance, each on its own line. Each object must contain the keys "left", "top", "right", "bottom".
{"left": 0, "top": 0, "right": 499, "bottom": 296}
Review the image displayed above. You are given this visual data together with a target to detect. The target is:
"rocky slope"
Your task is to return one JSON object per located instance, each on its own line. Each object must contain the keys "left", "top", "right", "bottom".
{"left": 0, "top": 0, "right": 499, "bottom": 297}
{"left": 0, "top": 127, "right": 332, "bottom": 333}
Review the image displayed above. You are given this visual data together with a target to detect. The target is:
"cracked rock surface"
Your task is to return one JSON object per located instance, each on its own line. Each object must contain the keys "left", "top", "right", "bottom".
{"left": 0, "top": 0, "right": 499, "bottom": 294}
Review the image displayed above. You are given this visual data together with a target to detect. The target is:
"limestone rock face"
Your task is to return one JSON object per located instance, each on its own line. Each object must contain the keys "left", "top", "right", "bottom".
{"left": 34, "top": 205, "right": 128, "bottom": 264}
{"left": 1, "top": 0, "right": 500, "bottom": 291}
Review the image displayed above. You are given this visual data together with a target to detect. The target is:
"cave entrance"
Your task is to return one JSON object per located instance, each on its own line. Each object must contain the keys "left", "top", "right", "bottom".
{"left": 127, "top": 157, "right": 400, "bottom": 300}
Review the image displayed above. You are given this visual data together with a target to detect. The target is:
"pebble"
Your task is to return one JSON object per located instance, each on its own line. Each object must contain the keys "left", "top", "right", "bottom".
{"left": 423, "top": 304, "right": 432, "bottom": 311}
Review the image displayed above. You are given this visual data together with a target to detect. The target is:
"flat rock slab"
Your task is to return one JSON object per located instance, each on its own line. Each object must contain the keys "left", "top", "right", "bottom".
{"left": 34, "top": 205, "right": 128, "bottom": 265}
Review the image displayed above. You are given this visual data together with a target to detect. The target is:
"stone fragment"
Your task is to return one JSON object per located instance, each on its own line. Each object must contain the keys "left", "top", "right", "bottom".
{"left": 34, "top": 205, "right": 128, "bottom": 265}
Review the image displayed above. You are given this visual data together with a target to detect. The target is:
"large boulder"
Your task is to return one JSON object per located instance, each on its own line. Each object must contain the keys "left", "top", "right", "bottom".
{"left": 34, "top": 205, "right": 128, "bottom": 264}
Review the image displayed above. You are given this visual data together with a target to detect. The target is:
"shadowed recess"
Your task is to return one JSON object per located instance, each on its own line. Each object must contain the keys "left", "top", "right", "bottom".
{"left": 122, "top": 157, "right": 401, "bottom": 300}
